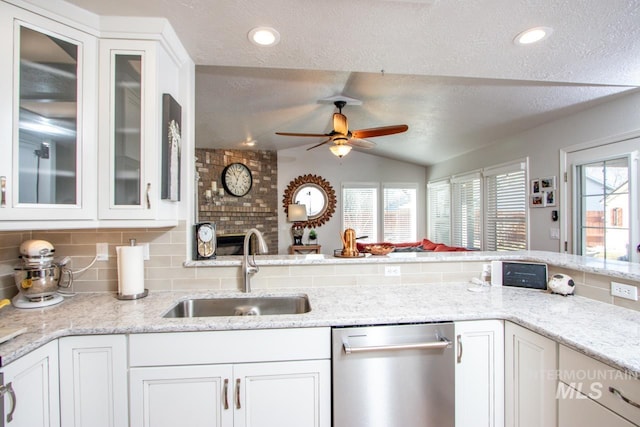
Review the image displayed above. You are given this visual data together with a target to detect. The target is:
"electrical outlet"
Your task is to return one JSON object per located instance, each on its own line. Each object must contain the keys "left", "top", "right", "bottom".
{"left": 96, "top": 243, "right": 109, "bottom": 261}
{"left": 142, "top": 243, "right": 150, "bottom": 261}
{"left": 385, "top": 265, "right": 401, "bottom": 277}
{"left": 611, "top": 282, "right": 638, "bottom": 301}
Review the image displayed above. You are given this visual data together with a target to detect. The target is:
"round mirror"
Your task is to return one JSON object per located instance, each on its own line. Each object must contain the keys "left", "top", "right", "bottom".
{"left": 283, "top": 175, "right": 336, "bottom": 228}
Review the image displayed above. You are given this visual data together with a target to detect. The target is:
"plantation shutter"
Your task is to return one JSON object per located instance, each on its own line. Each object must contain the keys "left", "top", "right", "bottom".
{"left": 451, "top": 173, "right": 481, "bottom": 249}
{"left": 427, "top": 180, "right": 451, "bottom": 245}
{"left": 342, "top": 185, "right": 378, "bottom": 243}
{"left": 383, "top": 186, "right": 417, "bottom": 242}
{"left": 484, "top": 162, "right": 527, "bottom": 251}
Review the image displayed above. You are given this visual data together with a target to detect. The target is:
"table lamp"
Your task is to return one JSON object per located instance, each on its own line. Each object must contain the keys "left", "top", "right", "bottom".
{"left": 287, "top": 204, "right": 308, "bottom": 245}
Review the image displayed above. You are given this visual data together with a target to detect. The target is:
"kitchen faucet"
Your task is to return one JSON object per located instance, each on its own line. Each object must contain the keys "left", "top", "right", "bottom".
{"left": 242, "top": 228, "right": 269, "bottom": 292}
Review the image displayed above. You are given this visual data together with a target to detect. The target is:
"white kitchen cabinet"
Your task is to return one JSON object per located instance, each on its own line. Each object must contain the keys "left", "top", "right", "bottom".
{"left": 0, "top": 341, "right": 59, "bottom": 427}
{"left": 558, "top": 387, "right": 636, "bottom": 427}
{"left": 455, "top": 320, "right": 504, "bottom": 427}
{"left": 59, "top": 335, "right": 128, "bottom": 427}
{"left": 130, "top": 360, "right": 330, "bottom": 427}
{"left": 130, "top": 364, "right": 233, "bottom": 427}
{"left": 558, "top": 345, "right": 640, "bottom": 426}
{"left": 0, "top": 2, "right": 97, "bottom": 223}
{"left": 128, "top": 328, "right": 331, "bottom": 427}
{"left": 98, "top": 38, "right": 180, "bottom": 222}
{"left": 504, "top": 322, "right": 558, "bottom": 427}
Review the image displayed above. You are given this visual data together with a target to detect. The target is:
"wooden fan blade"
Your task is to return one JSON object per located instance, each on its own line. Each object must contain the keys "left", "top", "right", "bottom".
{"left": 348, "top": 138, "right": 376, "bottom": 149}
{"left": 306, "top": 138, "right": 331, "bottom": 151}
{"left": 351, "top": 124, "right": 408, "bottom": 139}
{"left": 276, "top": 132, "right": 329, "bottom": 138}
{"left": 333, "top": 113, "right": 348, "bottom": 135}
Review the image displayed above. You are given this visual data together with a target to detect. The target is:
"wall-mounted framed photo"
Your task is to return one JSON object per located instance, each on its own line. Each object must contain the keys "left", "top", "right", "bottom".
{"left": 540, "top": 176, "right": 556, "bottom": 190}
{"left": 531, "top": 179, "right": 540, "bottom": 194}
{"left": 545, "top": 190, "right": 556, "bottom": 207}
{"left": 530, "top": 194, "right": 545, "bottom": 207}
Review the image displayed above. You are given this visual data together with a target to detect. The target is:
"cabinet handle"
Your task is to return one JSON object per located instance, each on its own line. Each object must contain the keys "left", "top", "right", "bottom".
{"left": 235, "top": 378, "right": 241, "bottom": 409}
{"left": 223, "top": 378, "right": 229, "bottom": 410}
{"left": 457, "top": 334, "right": 463, "bottom": 363}
{"left": 1, "top": 176, "right": 6, "bottom": 208}
{"left": 0, "top": 382, "right": 16, "bottom": 422}
{"left": 609, "top": 386, "right": 640, "bottom": 409}
{"left": 145, "top": 183, "right": 151, "bottom": 209}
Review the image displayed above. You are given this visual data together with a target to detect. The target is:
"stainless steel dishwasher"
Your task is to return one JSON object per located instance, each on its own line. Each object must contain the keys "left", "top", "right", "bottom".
{"left": 332, "top": 323, "right": 455, "bottom": 427}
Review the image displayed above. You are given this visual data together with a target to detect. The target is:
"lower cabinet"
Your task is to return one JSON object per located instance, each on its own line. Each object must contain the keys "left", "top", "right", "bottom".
{"left": 504, "top": 322, "right": 558, "bottom": 427}
{"left": 558, "top": 344, "right": 640, "bottom": 426}
{"left": 58, "top": 335, "right": 128, "bottom": 427}
{"left": 0, "top": 341, "right": 60, "bottom": 427}
{"left": 128, "top": 328, "right": 331, "bottom": 427}
{"left": 129, "top": 360, "right": 330, "bottom": 427}
{"left": 455, "top": 320, "right": 504, "bottom": 427}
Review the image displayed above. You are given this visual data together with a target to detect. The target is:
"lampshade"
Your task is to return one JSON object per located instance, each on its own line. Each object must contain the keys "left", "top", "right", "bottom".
{"left": 287, "top": 204, "right": 308, "bottom": 222}
{"left": 330, "top": 143, "right": 352, "bottom": 158}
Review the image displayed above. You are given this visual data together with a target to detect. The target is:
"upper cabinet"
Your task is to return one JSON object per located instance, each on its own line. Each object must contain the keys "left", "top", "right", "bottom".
{"left": 0, "top": 1, "right": 192, "bottom": 230}
{"left": 0, "top": 2, "right": 98, "bottom": 222}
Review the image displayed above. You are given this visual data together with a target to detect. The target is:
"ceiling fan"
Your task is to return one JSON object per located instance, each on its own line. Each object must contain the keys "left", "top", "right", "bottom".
{"left": 275, "top": 100, "right": 408, "bottom": 158}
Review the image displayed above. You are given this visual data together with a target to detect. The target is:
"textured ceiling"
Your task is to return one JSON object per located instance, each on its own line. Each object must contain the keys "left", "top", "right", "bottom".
{"left": 64, "top": 0, "right": 640, "bottom": 165}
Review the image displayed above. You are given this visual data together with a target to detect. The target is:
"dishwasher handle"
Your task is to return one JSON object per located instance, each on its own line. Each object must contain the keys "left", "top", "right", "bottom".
{"left": 343, "top": 337, "right": 452, "bottom": 354}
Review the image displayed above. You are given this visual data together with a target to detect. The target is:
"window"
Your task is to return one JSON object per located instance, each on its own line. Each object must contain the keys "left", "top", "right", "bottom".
{"left": 428, "top": 159, "right": 528, "bottom": 251}
{"left": 383, "top": 186, "right": 417, "bottom": 242}
{"left": 451, "top": 173, "right": 481, "bottom": 250}
{"left": 342, "top": 183, "right": 418, "bottom": 243}
{"left": 427, "top": 180, "right": 451, "bottom": 245}
{"left": 484, "top": 163, "right": 527, "bottom": 251}
{"left": 342, "top": 185, "right": 378, "bottom": 242}
{"left": 576, "top": 157, "right": 630, "bottom": 260}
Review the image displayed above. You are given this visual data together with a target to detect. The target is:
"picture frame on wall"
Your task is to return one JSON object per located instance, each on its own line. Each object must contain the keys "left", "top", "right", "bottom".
{"left": 161, "top": 94, "right": 182, "bottom": 201}
{"left": 531, "top": 179, "right": 540, "bottom": 194}
{"left": 530, "top": 194, "right": 545, "bottom": 207}
{"left": 545, "top": 190, "right": 556, "bottom": 207}
{"left": 540, "top": 176, "right": 556, "bottom": 190}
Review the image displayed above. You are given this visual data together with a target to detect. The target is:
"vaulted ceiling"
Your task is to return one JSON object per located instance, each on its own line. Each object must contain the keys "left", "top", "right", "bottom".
{"left": 66, "top": 0, "right": 640, "bottom": 165}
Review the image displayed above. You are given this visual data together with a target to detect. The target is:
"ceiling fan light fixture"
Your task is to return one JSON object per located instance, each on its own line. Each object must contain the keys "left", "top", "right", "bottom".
{"left": 330, "top": 144, "right": 352, "bottom": 158}
{"left": 514, "top": 26, "right": 553, "bottom": 45}
{"left": 248, "top": 27, "right": 280, "bottom": 46}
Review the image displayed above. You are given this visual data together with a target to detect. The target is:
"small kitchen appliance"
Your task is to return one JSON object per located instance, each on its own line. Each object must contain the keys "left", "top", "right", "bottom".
{"left": 13, "top": 240, "right": 72, "bottom": 308}
{"left": 548, "top": 273, "right": 575, "bottom": 296}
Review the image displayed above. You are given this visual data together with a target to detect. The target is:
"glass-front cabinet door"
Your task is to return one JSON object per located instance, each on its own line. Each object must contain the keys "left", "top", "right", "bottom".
{"left": 99, "top": 39, "right": 159, "bottom": 220}
{"left": 0, "top": 3, "right": 97, "bottom": 222}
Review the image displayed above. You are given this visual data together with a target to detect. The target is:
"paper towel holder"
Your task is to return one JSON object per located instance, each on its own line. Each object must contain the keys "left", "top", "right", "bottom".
{"left": 116, "top": 239, "right": 149, "bottom": 300}
{"left": 116, "top": 288, "right": 148, "bottom": 300}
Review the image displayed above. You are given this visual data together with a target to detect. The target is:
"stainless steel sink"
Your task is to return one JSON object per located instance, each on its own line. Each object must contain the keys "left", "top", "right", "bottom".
{"left": 162, "top": 295, "right": 311, "bottom": 318}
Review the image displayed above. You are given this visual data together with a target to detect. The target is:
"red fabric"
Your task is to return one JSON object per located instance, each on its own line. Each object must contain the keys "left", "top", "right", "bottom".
{"left": 357, "top": 239, "right": 468, "bottom": 252}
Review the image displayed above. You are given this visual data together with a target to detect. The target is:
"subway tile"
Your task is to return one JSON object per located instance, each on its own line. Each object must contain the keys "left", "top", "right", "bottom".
{"left": 613, "top": 296, "right": 640, "bottom": 312}
{"left": 574, "top": 284, "right": 613, "bottom": 304}
{"left": 421, "top": 262, "right": 463, "bottom": 273}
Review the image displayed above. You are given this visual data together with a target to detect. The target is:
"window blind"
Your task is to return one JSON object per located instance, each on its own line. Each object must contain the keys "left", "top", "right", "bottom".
{"left": 427, "top": 180, "right": 451, "bottom": 245}
{"left": 451, "top": 173, "right": 481, "bottom": 249}
{"left": 484, "top": 164, "right": 527, "bottom": 251}
{"left": 342, "top": 186, "right": 377, "bottom": 243}
{"left": 383, "top": 186, "right": 417, "bottom": 242}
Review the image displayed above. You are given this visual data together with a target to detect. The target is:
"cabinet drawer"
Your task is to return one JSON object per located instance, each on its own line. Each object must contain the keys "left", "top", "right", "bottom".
{"left": 559, "top": 385, "right": 636, "bottom": 427}
{"left": 129, "top": 328, "right": 330, "bottom": 367}
{"left": 559, "top": 345, "right": 640, "bottom": 425}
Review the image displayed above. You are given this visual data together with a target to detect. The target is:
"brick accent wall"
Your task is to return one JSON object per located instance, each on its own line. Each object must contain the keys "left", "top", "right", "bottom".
{"left": 195, "top": 149, "right": 278, "bottom": 253}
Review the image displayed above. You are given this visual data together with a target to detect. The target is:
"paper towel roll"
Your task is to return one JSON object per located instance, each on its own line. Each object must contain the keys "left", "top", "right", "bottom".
{"left": 116, "top": 245, "right": 145, "bottom": 296}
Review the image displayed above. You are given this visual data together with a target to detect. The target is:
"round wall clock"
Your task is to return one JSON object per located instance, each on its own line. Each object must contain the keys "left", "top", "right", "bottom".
{"left": 222, "top": 163, "right": 253, "bottom": 197}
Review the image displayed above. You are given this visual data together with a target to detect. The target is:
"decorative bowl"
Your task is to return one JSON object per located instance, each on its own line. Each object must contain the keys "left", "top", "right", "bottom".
{"left": 365, "top": 245, "right": 395, "bottom": 256}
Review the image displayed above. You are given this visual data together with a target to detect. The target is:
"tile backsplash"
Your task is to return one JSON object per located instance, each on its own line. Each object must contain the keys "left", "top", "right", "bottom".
{"left": 0, "top": 222, "right": 189, "bottom": 298}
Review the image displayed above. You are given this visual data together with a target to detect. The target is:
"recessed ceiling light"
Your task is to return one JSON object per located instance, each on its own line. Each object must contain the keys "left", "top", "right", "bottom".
{"left": 514, "top": 26, "right": 553, "bottom": 45}
{"left": 248, "top": 27, "right": 280, "bottom": 47}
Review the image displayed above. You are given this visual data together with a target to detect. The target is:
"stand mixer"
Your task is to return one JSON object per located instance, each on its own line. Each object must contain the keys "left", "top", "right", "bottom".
{"left": 13, "top": 240, "right": 73, "bottom": 308}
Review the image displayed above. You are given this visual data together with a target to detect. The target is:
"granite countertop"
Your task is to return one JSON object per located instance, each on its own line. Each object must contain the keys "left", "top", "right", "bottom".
{"left": 0, "top": 283, "right": 639, "bottom": 376}
{"left": 188, "top": 250, "right": 640, "bottom": 283}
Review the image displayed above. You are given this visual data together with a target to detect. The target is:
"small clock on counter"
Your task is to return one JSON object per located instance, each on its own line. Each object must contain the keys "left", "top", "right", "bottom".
{"left": 194, "top": 222, "right": 216, "bottom": 260}
{"left": 222, "top": 162, "right": 252, "bottom": 197}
